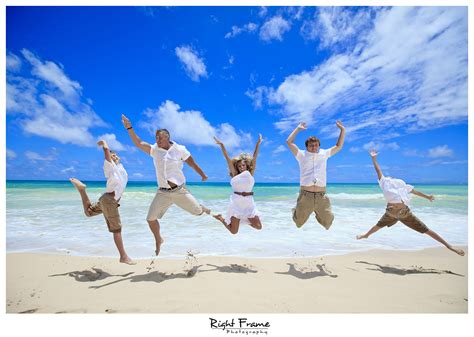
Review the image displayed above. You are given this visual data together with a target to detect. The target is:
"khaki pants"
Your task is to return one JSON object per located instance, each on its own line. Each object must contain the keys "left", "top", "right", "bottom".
{"left": 376, "top": 205, "right": 429, "bottom": 233}
{"left": 146, "top": 185, "right": 203, "bottom": 221}
{"left": 87, "top": 193, "right": 122, "bottom": 233}
{"left": 292, "top": 190, "right": 334, "bottom": 229}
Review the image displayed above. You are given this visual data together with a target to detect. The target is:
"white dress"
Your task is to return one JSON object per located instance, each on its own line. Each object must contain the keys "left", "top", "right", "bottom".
{"left": 225, "top": 170, "right": 259, "bottom": 225}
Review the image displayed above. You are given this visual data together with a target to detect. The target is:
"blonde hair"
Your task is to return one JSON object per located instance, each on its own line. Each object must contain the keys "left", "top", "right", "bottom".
{"left": 230, "top": 153, "right": 253, "bottom": 177}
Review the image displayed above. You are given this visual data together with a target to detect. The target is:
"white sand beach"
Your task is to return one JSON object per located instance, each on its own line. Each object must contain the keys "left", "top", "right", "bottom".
{"left": 6, "top": 246, "right": 467, "bottom": 313}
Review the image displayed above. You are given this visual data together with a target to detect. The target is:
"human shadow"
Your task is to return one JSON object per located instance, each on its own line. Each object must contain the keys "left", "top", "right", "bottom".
{"left": 89, "top": 265, "right": 203, "bottom": 289}
{"left": 355, "top": 261, "right": 464, "bottom": 277}
{"left": 201, "top": 263, "right": 258, "bottom": 274}
{"left": 49, "top": 268, "right": 134, "bottom": 282}
{"left": 275, "top": 263, "right": 338, "bottom": 279}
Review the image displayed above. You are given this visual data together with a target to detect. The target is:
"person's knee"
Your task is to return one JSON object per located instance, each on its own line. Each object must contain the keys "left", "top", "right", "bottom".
{"left": 254, "top": 223, "right": 262, "bottom": 230}
{"left": 230, "top": 228, "right": 239, "bottom": 235}
{"left": 292, "top": 213, "right": 306, "bottom": 228}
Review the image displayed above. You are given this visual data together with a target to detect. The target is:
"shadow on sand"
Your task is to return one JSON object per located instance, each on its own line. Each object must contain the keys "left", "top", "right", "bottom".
{"left": 355, "top": 261, "right": 464, "bottom": 277}
{"left": 49, "top": 268, "right": 134, "bottom": 282}
{"left": 275, "top": 263, "right": 338, "bottom": 279}
{"left": 88, "top": 265, "right": 203, "bottom": 289}
{"left": 201, "top": 263, "right": 258, "bottom": 274}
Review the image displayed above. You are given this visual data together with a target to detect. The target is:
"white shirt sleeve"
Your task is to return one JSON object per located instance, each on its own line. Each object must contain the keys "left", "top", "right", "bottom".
{"left": 378, "top": 175, "right": 385, "bottom": 186}
{"left": 406, "top": 184, "right": 414, "bottom": 193}
{"left": 296, "top": 149, "right": 305, "bottom": 161}
{"left": 322, "top": 148, "right": 331, "bottom": 158}
{"left": 103, "top": 160, "right": 115, "bottom": 179}
{"left": 149, "top": 143, "right": 157, "bottom": 157}
{"left": 180, "top": 145, "right": 191, "bottom": 161}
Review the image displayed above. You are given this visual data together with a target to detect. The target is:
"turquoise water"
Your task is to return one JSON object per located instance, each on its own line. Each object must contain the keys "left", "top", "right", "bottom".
{"left": 6, "top": 180, "right": 468, "bottom": 258}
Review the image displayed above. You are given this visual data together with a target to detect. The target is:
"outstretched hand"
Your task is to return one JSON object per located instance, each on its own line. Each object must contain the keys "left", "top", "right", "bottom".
{"left": 201, "top": 175, "right": 208, "bottom": 182}
{"left": 369, "top": 149, "right": 378, "bottom": 158}
{"left": 336, "top": 120, "right": 345, "bottom": 130}
{"left": 257, "top": 134, "right": 263, "bottom": 144}
{"left": 427, "top": 195, "right": 435, "bottom": 202}
{"left": 121, "top": 114, "right": 132, "bottom": 129}
{"left": 213, "top": 136, "right": 223, "bottom": 146}
{"left": 97, "top": 140, "right": 107, "bottom": 148}
{"left": 297, "top": 122, "right": 307, "bottom": 130}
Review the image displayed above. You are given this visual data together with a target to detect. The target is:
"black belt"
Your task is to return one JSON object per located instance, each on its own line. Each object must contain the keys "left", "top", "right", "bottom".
{"left": 234, "top": 191, "right": 254, "bottom": 196}
{"left": 159, "top": 184, "right": 182, "bottom": 191}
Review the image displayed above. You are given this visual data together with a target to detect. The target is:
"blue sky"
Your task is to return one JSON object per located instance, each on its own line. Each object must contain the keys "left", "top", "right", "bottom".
{"left": 6, "top": 6, "right": 468, "bottom": 183}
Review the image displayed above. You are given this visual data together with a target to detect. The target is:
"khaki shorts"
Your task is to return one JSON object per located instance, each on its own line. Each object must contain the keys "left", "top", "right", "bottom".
{"left": 376, "top": 205, "right": 429, "bottom": 234}
{"left": 292, "top": 190, "right": 334, "bottom": 229}
{"left": 146, "top": 185, "right": 203, "bottom": 221}
{"left": 87, "top": 193, "right": 122, "bottom": 233}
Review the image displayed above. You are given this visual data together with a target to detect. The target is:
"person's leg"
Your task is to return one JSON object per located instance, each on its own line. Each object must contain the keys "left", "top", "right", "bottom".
{"left": 424, "top": 230, "right": 465, "bottom": 256}
{"left": 173, "top": 187, "right": 209, "bottom": 216}
{"left": 314, "top": 194, "right": 335, "bottom": 230}
{"left": 146, "top": 191, "right": 173, "bottom": 256}
{"left": 227, "top": 217, "right": 240, "bottom": 234}
{"left": 356, "top": 225, "right": 383, "bottom": 239}
{"left": 248, "top": 216, "right": 262, "bottom": 230}
{"left": 292, "top": 190, "right": 314, "bottom": 228}
{"left": 398, "top": 208, "right": 464, "bottom": 256}
{"left": 357, "top": 210, "right": 397, "bottom": 239}
{"left": 70, "top": 178, "right": 96, "bottom": 216}
{"left": 112, "top": 232, "right": 135, "bottom": 264}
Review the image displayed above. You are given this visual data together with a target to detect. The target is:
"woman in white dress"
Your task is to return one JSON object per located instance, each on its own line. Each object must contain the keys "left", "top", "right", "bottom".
{"left": 213, "top": 135, "right": 263, "bottom": 234}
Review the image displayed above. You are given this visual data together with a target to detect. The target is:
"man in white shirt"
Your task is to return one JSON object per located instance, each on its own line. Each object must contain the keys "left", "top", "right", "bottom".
{"left": 286, "top": 121, "right": 345, "bottom": 229}
{"left": 121, "top": 114, "right": 212, "bottom": 256}
{"left": 70, "top": 140, "right": 135, "bottom": 264}
{"left": 356, "top": 150, "right": 465, "bottom": 256}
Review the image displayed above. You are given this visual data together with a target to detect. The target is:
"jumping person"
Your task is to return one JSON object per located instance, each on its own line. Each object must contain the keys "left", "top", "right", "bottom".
{"left": 121, "top": 114, "right": 212, "bottom": 256}
{"left": 356, "top": 150, "right": 465, "bottom": 256}
{"left": 286, "top": 121, "right": 345, "bottom": 229}
{"left": 212, "top": 134, "right": 263, "bottom": 234}
{"left": 70, "top": 140, "right": 135, "bottom": 264}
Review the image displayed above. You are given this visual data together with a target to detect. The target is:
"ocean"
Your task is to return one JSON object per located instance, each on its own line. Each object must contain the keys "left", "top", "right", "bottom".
{"left": 6, "top": 180, "right": 468, "bottom": 258}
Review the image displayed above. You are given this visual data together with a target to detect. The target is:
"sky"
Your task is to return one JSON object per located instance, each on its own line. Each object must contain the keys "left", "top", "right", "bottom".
{"left": 5, "top": 6, "right": 468, "bottom": 184}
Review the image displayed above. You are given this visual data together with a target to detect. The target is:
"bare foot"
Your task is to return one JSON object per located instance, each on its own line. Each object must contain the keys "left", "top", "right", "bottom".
{"left": 200, "top": 205, "right": 211, "bottom": 215}
{"left": 155, "top": 238, "right": 164, "bottom": 256}
{"left": 120, "top": 257, "right": 136, "bottom": 265}
{"left": 70, "top": 178, "right": 86, "bottom": 190}
{"left": 356, "top": 234, "right": 368, "bottom": 240}
{"left": 212, "top": 214, "right": 227, "bottom": 226}
{"left": 450, "top": 247, "right": 465, "bottom": 256}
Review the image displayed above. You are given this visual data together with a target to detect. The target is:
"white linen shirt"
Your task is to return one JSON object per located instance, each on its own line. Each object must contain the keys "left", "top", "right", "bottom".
{"left": 104, "top": 160, "right": 128, "bottom": 200}
{"left": 150, "top": 142, "right": 191, "bottom": 188}
{"left": 378, "top": 176, "right": 414, "bottom": 205}
{"left": 295, "top": 148, "right": 332, "bottom": 187}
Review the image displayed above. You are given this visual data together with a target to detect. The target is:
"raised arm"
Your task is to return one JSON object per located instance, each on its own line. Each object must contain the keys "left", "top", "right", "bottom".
{"left": 329, "top": 120, "right": 346, "bottom": 156}
{"left": 214, "top": 136, "right": 238, "bottom": 177}
{"left": 370, "top": 150, "right": 383, "bottom": 180}
{"left": 185, "top": 156, "right": 208, "bottom": 182}
{"left": 411, "top": 189, "right": 435, "bottom": 202}
{"left": 121, "top": 114, "right": 152, "bottom": 155}
{"left": 250, "top": 134, "right": 263, "bottom": 175}
{"left": 286, "top": 122, "right": 306, "bottom": 156}
{"left": 97, "top": 140, "right": 112, "bottom": 163}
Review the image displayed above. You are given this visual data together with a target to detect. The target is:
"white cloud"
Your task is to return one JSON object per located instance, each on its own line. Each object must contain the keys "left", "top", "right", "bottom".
{"left": 403, "top": 149, "right": 422, "bottom": 157}
{"left": 6, "top": 52, "right": 22, "bottom": 72}
{"left": 140, "top": 100, "right": 251, "bottom": 149}
{"left": 259, "top": 16, "right": 291, "bottom": 42}
{"left": 427, "top": 145, "right": 453, "bottom": 158}
{"left": 246, "top": 86, "right": 269, "bottom": 109}
{"left": 301, "top": 7, "right": 374, "bottom": 48}
{"left": 6, "top": 50, "right": 107, "bottom": 147}
{"left": 6, "top": 149, "right": 17, "bottom": 159}
{"left": 25, "top": 150, "right": 56, "bottom": 161}
{"left": 351, "top": 141, "right": 400, "bottom": 153}
{"left": 272, "top": 145, "right": 287, "bottom": 155}
{"left": 61, "top": 166, "right": 75, "bottom": 174}
{"left": 258, "top": 7, "right": 268, "bottom": 18}
{"left": 225, "top": 23, "right": 258, "bottom": 39}
{"left": 255, "top": 7, "right": 467, "bottom": 139}
{"left": 133, "top": 173, "right": 144, "bottom": 178}
{"left": 96, "top": 133, "right": 128, "bottom": 152}
{"left": 175, "top": 45, "right": 208, "bottom": 82}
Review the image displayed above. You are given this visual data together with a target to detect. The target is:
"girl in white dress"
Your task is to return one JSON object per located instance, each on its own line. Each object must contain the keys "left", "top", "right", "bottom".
{"left": 213, "top": 135, "right": 263, "bottom": 234}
